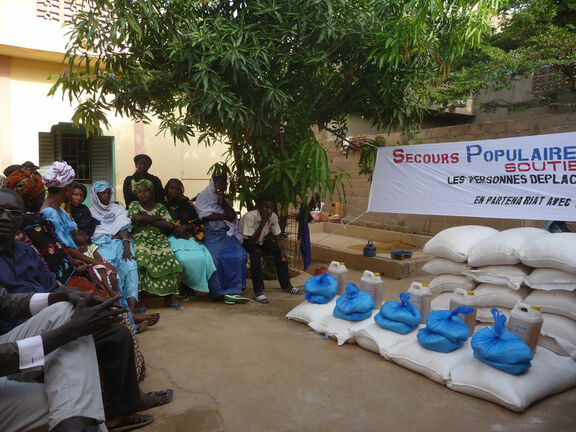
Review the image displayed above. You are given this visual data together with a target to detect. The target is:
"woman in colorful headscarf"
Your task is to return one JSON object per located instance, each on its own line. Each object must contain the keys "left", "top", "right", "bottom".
{"left": 195, "top": 175, "right": 248, "bottom": 302}
{"left": 164, "top": 178, "right": 216, "bottom": 298}
{"left": 128, "top": 178, "right": 183, "bottom": 310}
{"left": 5, "top": 167, "right": 76, "bottom": 285}
{"left": 89, "top": 181, "right": 158, "bottom": 325}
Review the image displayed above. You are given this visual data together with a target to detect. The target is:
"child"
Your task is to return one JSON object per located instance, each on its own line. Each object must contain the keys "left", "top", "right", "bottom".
{"left": 72, "top": 229, "right": 121, "bottom": 298}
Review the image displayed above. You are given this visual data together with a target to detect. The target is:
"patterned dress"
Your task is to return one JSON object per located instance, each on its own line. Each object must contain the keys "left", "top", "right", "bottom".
{"left": 128, "top": 201, "right": 182, "bottom": 296}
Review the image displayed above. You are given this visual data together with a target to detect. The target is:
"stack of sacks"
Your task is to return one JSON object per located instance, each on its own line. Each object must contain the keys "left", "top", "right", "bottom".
{"left": 423, "top": 226, "right": 497, "bottom": 306}
{"left": 472, "top": 308, "right": 533, "bottom": 374}
{"left": 374, "top": 293, "right": 421, "bottom": 334}
{"left": 417, "top": 306, "right": 473, "bottom": 353}
{"left": 285, "top": 273, "right": 338, "bottom": 324}
{"left": 519, "top": 232, "right": 576, "bottom": 359}
{"left": 308, "top": 283, "right": 376, "bottom": 346}
{"left": 463, "top": 228, "right": 545, "bottom": 324}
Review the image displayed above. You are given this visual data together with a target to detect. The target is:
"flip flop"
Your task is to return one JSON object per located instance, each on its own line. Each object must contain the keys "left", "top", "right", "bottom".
{"left": 253, "top": 294, "right": 270, "bottom": 304}
{"left": 168, "top": 303, "right": 184, "bottom": 311}
{"left": 229, "top": 294, "right": 250, "bottom": 304}
{"left": 282, "top": 286, "right": 303, "bottom": 295}
{"left": 109, "top": 413, "right": 154, "bottom": 432}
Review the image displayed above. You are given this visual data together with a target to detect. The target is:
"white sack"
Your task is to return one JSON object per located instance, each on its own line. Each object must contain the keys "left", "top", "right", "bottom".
{"left": 429, "top": 274, "right": 476, "bottom": 294}
{"left": 473, "top": 284, "right": 531, "bottom": 309}
{"left": 390, "top": 336, "right": 472, "bottom": 384}
{"left": 520, "top": 232, "right": 576, "bottom": 273}
{"left": 308, "top": 310, "right": 377, "bottom": 346}
{"left": 467, "top": 227, "right": 547, "bottom": 267}
{"left": 285, "top": 297, "right": 338, "bottom": 324}
{"left": 477, "top": 307, "right": 511, "bottom": 323}
{"left": 352, "top": 322, "right": 420, "bottom": 360}
{"left": 448, "top": 347, "right": 576, "bottom": 412}
{"left": 422, "top": 258, "right": 471, "bottom": 275}
{"left": 463, "top": 265, "right": 529, "bottom": 290}
{"left": 526, "top": 290, "right": 576, "bottom": 321}
{"left": 525, "top": 268, "right": 576, "bottom": 292}
{"left": 539, "top": 313, "right": 576, "bottom": 360}
{"left": 423, "top": 226, "right": 499, "bottom": 262}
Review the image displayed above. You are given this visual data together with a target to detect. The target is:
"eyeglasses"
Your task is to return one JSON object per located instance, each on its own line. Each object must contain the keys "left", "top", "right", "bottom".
{"left": 0, "top": 208, "right": 25, "bottom": 219}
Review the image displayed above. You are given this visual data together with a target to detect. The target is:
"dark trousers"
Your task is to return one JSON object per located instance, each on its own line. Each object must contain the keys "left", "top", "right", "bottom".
{"left": 243, "top": 239, "right": 291, "bottom": 295}
{"left": 93, "top": 324, "right": 141, "bottom": 419}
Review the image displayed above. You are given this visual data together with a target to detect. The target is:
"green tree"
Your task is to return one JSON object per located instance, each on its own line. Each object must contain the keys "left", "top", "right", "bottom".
{"left": 52, "top": 0, "right": 498, "bottom": 210}
{"left": 432, "top": 0, "right": 576, "bottom": 110}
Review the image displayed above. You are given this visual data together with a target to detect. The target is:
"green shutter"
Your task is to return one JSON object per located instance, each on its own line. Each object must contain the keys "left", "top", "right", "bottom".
{"left": 90, "top": 136, "right": 112, "bottom": 184}
{"left": 38, "top": 132, "right": 54, "bottom": 175}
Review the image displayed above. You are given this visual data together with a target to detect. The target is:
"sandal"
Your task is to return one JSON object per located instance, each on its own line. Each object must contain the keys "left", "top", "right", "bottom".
{"left": 168, "top": 303, "right": 184, "bottom": 311}
{"left": 253, "top": 294, "right": 270, "bottom": 304}
{"left": 224, "top": 294, "right": 250, "bottom": 305}
{"left": 108, "top": 413, "right": 154, "bottom": 432}
{"left": 282, "top": 286, "right": 303, "bottom": 295}
{"left": 136, "top": 319, "right": 149, "bottom": 334}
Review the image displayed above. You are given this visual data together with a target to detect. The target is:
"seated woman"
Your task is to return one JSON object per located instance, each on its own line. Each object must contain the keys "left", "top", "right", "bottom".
{"left": 164, "top": 178, "right": 216, "bottom": 299}
{"left": 195, "top": 175, "right": 248, "bottom": 304}
{"left": 129, "top": 179, "right": 183, "bottom": 310}
{"left": 89, "top": 181, "right": 159, "bottom": 326}
{"left": 68, "top": 181, "right": 100, "bottom": 236}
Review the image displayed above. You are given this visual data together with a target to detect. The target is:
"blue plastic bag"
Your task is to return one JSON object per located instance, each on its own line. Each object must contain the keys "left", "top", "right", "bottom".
{"left": 333, "top": 283, "right": 374, "bottom": 321}
{"left": 375, "top": 314, "right": 416, "bottom": 334}
{"left": 417, "top": 327, "right": 463, "bottom": 353}
{"left": 425, "top": 306, "right": 473, "bottom": 343}
{"left": 380, "top": 293, "right": 422, "bottom": 326}
{"left": 304, "top": 273, "right": 338, "bottom": 304}
{"left": 472, "top": 308, "right": 533, "bottom": 375}
{"left": 374, "top": 293, "right": 421, "bottom": 334}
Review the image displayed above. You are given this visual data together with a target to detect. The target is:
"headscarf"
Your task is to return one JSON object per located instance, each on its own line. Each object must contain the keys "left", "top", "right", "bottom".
{"left": 5, "top": 169, "right": 45, "bottom": 199}
{"left": 195, "top": 178, "right": 242, "bottom": 241}
{"left": 131, "top": 178, "right": 154, "bottom": 194}
{"left": 90, "top": 181, "right": 132, "bottom": 240}
{"left": 43, "top": 161, "right": 76, "bottom": 188}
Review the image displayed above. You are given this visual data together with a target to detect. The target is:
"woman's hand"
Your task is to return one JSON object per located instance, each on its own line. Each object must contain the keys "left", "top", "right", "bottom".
{"left": 121, "top": 241, "right": 135, "bottom": 261}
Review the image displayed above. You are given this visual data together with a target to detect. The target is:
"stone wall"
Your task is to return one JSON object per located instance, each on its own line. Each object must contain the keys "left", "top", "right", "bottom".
{"left": 317, "top": 112, "right": 576, "bottom": 235}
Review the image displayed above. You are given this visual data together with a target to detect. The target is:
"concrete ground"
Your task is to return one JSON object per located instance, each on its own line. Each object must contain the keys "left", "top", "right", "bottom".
{"left": 137, "top": 262, "right": 576, "bottom": 432}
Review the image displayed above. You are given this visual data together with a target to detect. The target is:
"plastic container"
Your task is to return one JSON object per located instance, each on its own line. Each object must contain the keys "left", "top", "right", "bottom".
{"left": 328, "top": 261, "right": 348, "bottom": 295}
{"left": 363, "top": 240, "right": 377, "bottom": 257}
{"left": 508, "top": 302, "right": 543, "bottom": 354}
{"left": 449, "top": 288, "right": 477, "bottom": 334}
{"left": 390, "top": 251, "right": 412, "bottom": 260}
{"left": 360, "top": 270, "right": 383, "bottom": 309}
{"left": 408, "top": 282, "right": 432, "bottom": 323}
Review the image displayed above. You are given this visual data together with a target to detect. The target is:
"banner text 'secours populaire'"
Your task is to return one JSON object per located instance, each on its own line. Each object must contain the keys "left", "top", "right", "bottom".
{"left": 367, "top": 132, "right": 576, "bottom": 221}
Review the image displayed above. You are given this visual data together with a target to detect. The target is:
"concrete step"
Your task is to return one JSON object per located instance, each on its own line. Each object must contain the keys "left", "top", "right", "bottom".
{"left": 307, "top": 222, "right": 432, "bottom": 279}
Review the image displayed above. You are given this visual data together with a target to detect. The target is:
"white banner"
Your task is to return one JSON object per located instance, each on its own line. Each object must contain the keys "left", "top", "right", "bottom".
{"left": 367, "top": 132, "right": 576, "bottom": 221}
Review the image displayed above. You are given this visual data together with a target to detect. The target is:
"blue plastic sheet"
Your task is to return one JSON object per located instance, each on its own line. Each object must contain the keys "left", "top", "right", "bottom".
{"left": 417, "top": 327, "right": 463, "bottom": 353}
{"left": 425, "top": 306, "right": 472, "bottom": 343}
{"left": 333, "top": 283, "right": 374, "bottom": 321}
{"left": 375, "top": 314, "right": 416, "bottom": 334}
{"left": 304, "top": 273, "right": 338, "bottom": 304}
{"left": 472, "top": 308, "right": 533, "bottom": 375}
{"left": 417, "top": 306, "right": 473, "bottom": 352}
{"left": 374, "top": 293, "right": 421, "bottom": 334}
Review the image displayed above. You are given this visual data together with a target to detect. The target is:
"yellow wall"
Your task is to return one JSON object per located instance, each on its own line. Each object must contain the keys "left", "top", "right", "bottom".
{"left": 3, "top": 55, "right": 226, "bottom": 203}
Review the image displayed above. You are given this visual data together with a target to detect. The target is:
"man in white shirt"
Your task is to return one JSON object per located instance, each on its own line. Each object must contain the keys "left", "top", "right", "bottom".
{"left": 239, "top": 198, "right": 302, "bottom": 303}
